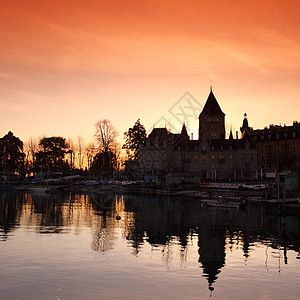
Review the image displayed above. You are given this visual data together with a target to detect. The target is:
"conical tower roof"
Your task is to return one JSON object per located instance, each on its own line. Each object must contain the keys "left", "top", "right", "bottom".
{"left": 200, "top": 90, "right": 225, "bottom": 116}
{"left": 181, "top": 123, "right": 188, "bottom": 136}
{"left": 242, "top": 113, "right": 249, "bottom": 129}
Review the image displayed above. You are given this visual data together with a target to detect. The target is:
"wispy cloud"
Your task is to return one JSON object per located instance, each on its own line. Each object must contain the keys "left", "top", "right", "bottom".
{"left": 0, "top": 72, "right": 17, "bottom": 79}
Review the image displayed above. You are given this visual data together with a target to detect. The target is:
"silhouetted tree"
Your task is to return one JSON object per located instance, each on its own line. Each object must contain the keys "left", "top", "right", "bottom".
{"left": 66, "top": 136, "right": 86, "bottom": 170}
{"left": 94, "top": 119, "right": 118, "bottom": 176}
{"left": 0, "top": 131, "right": 24, "bottom": 174}
{"left": 123, "top": 119, "right": 147, "bottom": 160}
{"left": 90, "top": 150, "right": 117, "bottom": 177}
{"left": 85, "top": 142, "right": 97, "bottom": 170}
{"left": 66, "top": 137, "right": 76, "bottom": 170}
{"left": 95, "top": 119, "right": 118, "bottom": 153}
{"left": 23, "top": 137, "right": 40, "bottom": 176}
{"left": 77, "top": 136, "right": 85, "bottom": 170}
{"left": 35, "top": 136, "right": 69, "bottom": 172}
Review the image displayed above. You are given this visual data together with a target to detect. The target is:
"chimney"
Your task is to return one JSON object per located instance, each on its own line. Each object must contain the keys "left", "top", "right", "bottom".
{"left": 191, "top": 133, "right": 193, "bottom": 140}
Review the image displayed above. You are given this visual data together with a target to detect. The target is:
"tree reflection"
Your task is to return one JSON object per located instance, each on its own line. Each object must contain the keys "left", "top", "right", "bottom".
{"left": 0, "top": 190, "right": 299, "bottom": 282}
{"left": 30, "top": 193, "right": 65, "bottom": 234}
{"left": 89, "top": 193, "right": 119, "bottom": 252}
{"left": 91, "top": 210, "right": 116, "bottom": 252}
{"left": 124, "top": 214, "right": 145, "bottom": 256}
{"left": 0, "top": 192, "right": 24, "bottom": 241}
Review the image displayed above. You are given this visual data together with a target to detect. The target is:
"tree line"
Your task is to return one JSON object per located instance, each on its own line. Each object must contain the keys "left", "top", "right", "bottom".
{"left": 0, "top": 119, "right": 146, "bottom": 179}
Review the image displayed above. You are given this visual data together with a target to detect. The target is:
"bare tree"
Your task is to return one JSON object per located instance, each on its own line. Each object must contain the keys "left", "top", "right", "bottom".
{"left": 77, "top": 136, "right": 85, "bottom": 170}
{"left": 24, "top": 137, "right": 40, "bottom": 175}
{"left": 95, "top": 119, "right": 118, "bottom": 153}
{"left": 66, "top": 138, "right": 76, "bottom": 169}
{"left": 111, "top": 141, "right": 122, "bottom": 171}
{"left": 23, "top": 141, "right": 31, "bottom": 176}
{"left": 94, "top": 119, "right": 119, "bottom": 177}
{"left": 85, "top": 142, "right": 96, "bottom": 170}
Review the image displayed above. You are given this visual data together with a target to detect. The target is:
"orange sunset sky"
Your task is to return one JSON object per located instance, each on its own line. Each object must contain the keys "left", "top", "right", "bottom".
{"left": 1, "top": 0, "right": 299, "bottom": 144}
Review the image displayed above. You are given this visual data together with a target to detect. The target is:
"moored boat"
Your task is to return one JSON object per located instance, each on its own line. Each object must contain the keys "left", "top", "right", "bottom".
{"left": 30, "top": 186, "right": 51, "bottom": 193}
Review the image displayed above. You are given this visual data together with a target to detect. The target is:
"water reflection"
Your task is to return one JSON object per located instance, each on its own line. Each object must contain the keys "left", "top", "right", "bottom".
{"left": 0, "top": 191, "right": 300, "bottom": 295}
{"left": 0, "top": 192, "right": 23, "bottom": 241}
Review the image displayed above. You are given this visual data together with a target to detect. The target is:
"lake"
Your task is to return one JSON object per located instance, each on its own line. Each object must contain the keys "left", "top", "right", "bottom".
{"left": 0, "top": 191, "right": 299, "bottom": 299}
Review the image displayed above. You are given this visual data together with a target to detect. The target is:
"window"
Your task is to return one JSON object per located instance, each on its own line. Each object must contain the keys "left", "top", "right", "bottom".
{"left": 211, "top": 130, "right": 217, "bottom": 138}
{"left": 154, "top": 162, "right": 159, "bottom": 169}
{"left": 194, "top": 155, "right": 198, "bottom": 160}
{"left": 203, "top": 155, "right": 206, "bottom": 160}
{"left": 229, "top": 155, "right": 233, "bottom": 160}
{"left": 211, "top": 154, "right": 215, "bottom": 160}
{"left": 202, "top": 163, "right": 206, "bottom": 170}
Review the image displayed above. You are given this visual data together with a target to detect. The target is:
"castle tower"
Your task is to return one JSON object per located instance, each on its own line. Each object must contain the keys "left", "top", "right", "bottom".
{"left": 240, "top": 113, "right": 253, "bottom": 138}
{"left": 198, "top": 88, "right": 225, "bottom": 140}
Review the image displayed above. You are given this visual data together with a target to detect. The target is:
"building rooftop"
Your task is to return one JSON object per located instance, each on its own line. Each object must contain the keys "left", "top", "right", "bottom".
{"left": 200, "top": 90, "right": 225, "bottom": 116}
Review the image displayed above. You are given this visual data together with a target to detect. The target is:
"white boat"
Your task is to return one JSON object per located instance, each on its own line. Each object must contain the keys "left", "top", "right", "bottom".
{"left": 201, "top": 197, "right": 239, "bottom": 209}
{"left": 171, "top": 190, "right": 202, "bottom": 197}
{"left": 239, "top": 184, "right": 265, "bottom": 191}
{"left": 206, "top": 201, "right": 239, "bottom": 209}
{"left": 30, "top": 187, "right": 50, "bottom": 193}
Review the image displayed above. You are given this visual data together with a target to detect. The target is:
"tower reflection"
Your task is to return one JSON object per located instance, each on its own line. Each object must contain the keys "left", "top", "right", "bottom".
{"left": 197, "top": 225, "right": 226, "bottom": 293}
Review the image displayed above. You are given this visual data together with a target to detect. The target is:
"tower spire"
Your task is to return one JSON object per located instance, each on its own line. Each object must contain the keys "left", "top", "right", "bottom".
{"left": 240, "top": 112, "right": 253, "bottom": 138}
{"left": 229, "top": 126, "right": 233, "bottom": 140}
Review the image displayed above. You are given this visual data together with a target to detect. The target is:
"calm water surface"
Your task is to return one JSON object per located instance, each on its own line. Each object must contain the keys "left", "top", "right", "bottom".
{"left": 0, "top": 191, "right": 299, "bottom": 300}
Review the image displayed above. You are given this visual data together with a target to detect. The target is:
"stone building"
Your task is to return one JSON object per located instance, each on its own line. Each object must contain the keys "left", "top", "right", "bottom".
{"left": 139, "top": 89, "right": 257, "bottom": 182}
{"left": 250, "top": 121, "right": 300, "bottom": 174}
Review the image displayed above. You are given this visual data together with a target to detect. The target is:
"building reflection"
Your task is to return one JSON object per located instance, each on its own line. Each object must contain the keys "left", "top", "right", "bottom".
{"left": 0, "top": 190, "right": 300, "bottom": 290}
{"left": 197, "top": 225, "right": 226, "bottom": 292}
